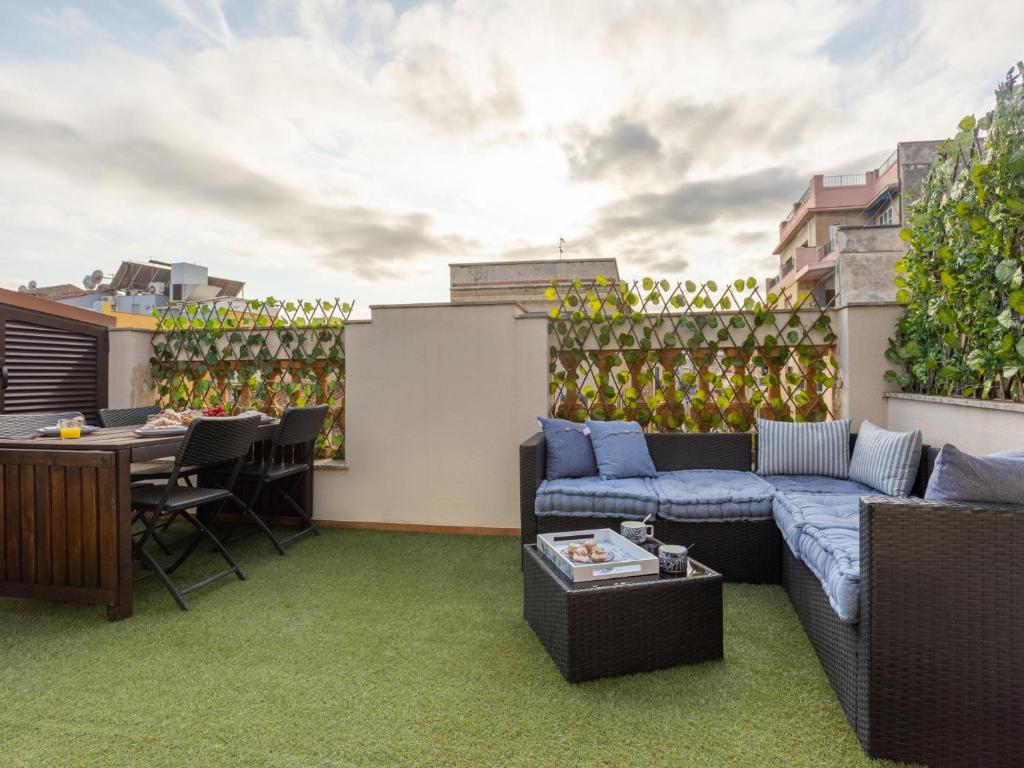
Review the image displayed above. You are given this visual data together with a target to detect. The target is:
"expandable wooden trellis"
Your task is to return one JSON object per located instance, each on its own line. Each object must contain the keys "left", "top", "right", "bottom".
{"left": 547, "top": 277, "right": 838, "bottom": 432}
{"left": 151, "top": 298, "right": 352, "bottom": 459}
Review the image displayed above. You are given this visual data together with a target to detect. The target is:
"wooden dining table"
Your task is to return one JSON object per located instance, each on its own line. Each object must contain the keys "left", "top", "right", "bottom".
{"left": 0, "top": 421, "right": 292, "bottom": 620}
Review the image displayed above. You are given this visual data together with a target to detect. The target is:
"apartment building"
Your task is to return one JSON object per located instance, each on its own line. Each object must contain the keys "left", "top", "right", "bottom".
{"left": 766, "top": 141, "right": 938, "bottom": 306}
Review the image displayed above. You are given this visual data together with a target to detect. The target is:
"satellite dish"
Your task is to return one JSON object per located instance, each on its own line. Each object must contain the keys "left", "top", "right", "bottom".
{"left": 28, "top": 280, "right": 37, "bottom": 290}
{"left": 90, "top": 269, "right": 105, "bottom": 284}
{"left": 18, "top": 285, "right": 27, "bottom": 292}
{"left": 83, "top": 275, "right": 96, "bottom": 290}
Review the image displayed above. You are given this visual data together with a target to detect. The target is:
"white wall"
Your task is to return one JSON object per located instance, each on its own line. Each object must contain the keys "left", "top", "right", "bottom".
{"left": 886, "top": 393, "right": 1024, "bottom": 454}
{"left": 108, "top": 329, "right": 157, "bottom": 408}
{"left": 314, "top": 302, "right": 548, "bottom": 531}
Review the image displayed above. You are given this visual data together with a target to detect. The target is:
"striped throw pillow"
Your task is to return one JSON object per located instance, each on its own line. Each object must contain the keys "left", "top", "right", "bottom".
{"left": 756, "top": 418, "right": 851, "bottom": 478}
{"left": 848, "top": 420, "right": 922, "bottom": 496}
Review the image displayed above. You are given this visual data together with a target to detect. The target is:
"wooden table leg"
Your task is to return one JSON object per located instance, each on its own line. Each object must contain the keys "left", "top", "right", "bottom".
{"left": 108, "top": 448, "right": 134, "bottom": 621}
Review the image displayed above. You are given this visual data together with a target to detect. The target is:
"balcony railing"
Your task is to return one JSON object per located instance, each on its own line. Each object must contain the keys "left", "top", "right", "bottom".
{"left": 876, "top": 150, "right": 898, "bottom": 177}
{"left": 780, "top": 259, "right": 794, "bottom": 277}
{"left": 822, "top": 173, "right": 867, "bottom": 188}
{"left": 782, "top": 187, "right": 811, "bottom": 227}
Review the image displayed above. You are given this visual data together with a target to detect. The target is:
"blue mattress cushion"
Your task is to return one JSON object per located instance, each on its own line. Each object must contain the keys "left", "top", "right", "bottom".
{"left": 762, "top": 475, "right": 876, "bottom": 495}
{"left": 772, "top": 492, "right": 862, "bottom": 558}
{"left": 655, "top": 470, "right": 775, "bottom": 521}
{"left": 799, "top": 523, "right": 861, "bottom": 623}
{"left": 535, "top": 476, "right": 658, "bottom": 519}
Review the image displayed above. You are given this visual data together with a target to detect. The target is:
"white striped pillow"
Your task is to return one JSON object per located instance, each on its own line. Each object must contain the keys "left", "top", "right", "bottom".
{"left": 848, "top": 420, "right": 922, "bottom": 496}
{"left": 756, "top": 418, "right": 851, "bottom": 478}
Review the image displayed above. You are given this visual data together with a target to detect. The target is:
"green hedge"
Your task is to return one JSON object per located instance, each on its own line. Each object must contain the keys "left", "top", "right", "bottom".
{"left": 887, "top": 63, "right": 1024, "bottom": 401}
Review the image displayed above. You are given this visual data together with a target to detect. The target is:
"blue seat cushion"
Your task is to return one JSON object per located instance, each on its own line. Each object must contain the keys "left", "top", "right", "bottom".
{"left": 799, "top": 523, "right": 861, "bottom": 623}
{"left": 762, "top": 475, "right": 876, "bottom": 495}
{"left": 655, "top": 470, "right": 774, "bottom": 521}
{"left": 535, "top": 476, "right": 658, "bottom": 519}
{"left": 772, "top": 492, "right": 861, "bottom": 558}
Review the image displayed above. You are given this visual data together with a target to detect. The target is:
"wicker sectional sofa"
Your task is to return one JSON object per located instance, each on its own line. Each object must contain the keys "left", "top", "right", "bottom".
{"left": 519, "top": 431, "right": 1023, "bottom": 767}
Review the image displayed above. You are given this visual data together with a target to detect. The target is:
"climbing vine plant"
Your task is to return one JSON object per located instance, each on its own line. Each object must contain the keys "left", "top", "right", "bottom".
{"left": 887, "top": 63, "right": 1024, "bottom": 401}
{"left": 548, "top": 277, "right": 838, "bottom": 432}
{"left": 151, "top": 298, "right": 352, "bottom": 459}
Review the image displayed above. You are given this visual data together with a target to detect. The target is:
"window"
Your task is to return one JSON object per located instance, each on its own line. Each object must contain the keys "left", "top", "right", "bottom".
{"left": 876, "top": 207, "right": 894, "bottom": 226}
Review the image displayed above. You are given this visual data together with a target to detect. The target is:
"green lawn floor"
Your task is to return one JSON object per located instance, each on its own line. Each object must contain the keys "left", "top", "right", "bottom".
{"left": 0, "top": 529, "right": 901, "bottom": 767}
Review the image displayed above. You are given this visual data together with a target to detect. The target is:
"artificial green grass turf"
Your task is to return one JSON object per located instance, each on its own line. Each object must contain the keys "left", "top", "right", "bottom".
{"left": 0, "top": 530, "right": 901, "bottom": 768}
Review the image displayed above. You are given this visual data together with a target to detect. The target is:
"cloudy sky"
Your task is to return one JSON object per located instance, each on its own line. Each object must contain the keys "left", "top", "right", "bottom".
{"left": 0, "top": 0, "right": 1021, "bottom": 312}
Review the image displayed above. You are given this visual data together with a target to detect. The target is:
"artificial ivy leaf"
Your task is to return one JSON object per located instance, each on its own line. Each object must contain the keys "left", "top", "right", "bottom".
{"left": 1009, "top": 291, "right": 1024, "bottom": 314}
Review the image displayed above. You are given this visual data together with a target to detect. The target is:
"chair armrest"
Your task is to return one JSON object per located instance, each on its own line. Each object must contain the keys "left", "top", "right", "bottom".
{"left": 858, "top": 497, "right": 1024, "bottom": 763}
{"left": 519, "top": 432, "right": 546, "bottom": 551}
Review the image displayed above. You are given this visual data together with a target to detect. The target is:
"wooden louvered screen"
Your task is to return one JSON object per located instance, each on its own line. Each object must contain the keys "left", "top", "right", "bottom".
{"left": 0, "top": 306, "right": 109, "bottom": 423}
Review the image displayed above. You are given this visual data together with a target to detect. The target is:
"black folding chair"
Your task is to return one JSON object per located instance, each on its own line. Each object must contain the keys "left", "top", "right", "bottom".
{"left": 131, "top": 414, "right": 259, "bottom": 611}
{"left": 230, "top": 405, "right": 327, "bottom": 554}
{"left": 0, "top": 411, "right": 83, "bottom": 437}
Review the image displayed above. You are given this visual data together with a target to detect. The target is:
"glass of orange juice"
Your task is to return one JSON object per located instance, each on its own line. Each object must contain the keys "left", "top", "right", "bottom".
{"left": 58, "top": 417, "right": 84, "bottom": 439}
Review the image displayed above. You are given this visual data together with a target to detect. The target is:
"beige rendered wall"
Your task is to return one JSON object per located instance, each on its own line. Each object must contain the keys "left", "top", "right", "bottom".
{"left": 835, "top": 304, "right": 902, "bottom": 428}
{"left": 108, "top": 329, "right": 157, "bottom": 408}
{"left": 885, "top": 394, "right": 1024, "bottom": 454}
{"left": 314, "top": 303, "right": 548, "bottom": 531}
{"left": 836, "top": 225, "right": 905, "bottom": 305}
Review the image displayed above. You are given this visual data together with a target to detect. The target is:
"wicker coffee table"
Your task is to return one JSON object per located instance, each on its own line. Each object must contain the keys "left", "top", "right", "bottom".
{"left": 523, "top": 541, "right": 723, "bottom": 682}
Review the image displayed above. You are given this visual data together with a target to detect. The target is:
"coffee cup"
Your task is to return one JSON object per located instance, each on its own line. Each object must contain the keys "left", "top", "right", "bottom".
{"left": 620, "top": 520, "right": 654, "bottom": 544}
{"left": 659, "top": 544, "right": 688, "bottom": 574}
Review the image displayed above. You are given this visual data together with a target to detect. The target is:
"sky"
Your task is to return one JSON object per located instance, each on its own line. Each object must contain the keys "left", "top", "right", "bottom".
{"left": 0, "top": 0, "right": 1021, "bottom": 314}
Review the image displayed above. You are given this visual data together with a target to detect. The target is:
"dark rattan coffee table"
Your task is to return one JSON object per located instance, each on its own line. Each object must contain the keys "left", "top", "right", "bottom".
{"left": 523, "top": 541, "right": 723, "bottom": 682}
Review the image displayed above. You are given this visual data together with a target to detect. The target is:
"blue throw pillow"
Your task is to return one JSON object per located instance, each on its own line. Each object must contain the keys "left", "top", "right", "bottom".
{"left": 585, "top": 419, "right": 657, "bottom": 480}
{"left": 924, "top": 444, "right": 1024, "bottom": 504}
{"left": 537, "top": 418, "right": 597, "bottom": 479}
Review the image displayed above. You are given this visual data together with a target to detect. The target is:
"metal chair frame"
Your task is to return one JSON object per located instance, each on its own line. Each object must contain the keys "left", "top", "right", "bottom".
{"left": 231, "top": 405, "right": 327, "bottom": 554}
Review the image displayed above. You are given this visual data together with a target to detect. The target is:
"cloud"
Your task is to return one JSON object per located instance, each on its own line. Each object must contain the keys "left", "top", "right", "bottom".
{"left": 0, "top": 109, "right": 472, "bottom": 278}
{"left": 563, "top": 115, "right": 664, "bottom": 181}
{"left": 378, "top": 45, "right": 523, "bottom": 135}
{"left": 590, "top": 167, "right": 806, "bottom": 239}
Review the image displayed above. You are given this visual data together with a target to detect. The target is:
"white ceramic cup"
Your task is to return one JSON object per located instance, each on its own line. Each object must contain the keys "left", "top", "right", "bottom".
{"left": 620, "top": 520, "right": 654, "bottom": 543}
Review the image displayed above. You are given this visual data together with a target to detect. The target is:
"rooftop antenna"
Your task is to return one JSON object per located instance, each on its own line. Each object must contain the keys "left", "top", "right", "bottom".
{"left": 558, "top": 237, "right": 567, "bottom": 259}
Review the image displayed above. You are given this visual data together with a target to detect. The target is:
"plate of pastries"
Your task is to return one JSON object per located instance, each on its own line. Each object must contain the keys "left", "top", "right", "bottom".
{"left": 561, "top": 539, "right": 616, "bottom": 564}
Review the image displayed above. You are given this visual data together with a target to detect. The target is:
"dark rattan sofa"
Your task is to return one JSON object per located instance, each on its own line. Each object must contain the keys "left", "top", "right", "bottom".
{"left": 520, "top": 432, "right": 782, "bottom": 582}
{"left": 520, "top": 432, "right": 1023, "bottom": 766}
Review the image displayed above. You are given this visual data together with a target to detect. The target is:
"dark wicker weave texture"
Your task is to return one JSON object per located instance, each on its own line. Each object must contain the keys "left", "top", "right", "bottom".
{"left": 0, "top": 411, "right": 84, "bottom": 437}
{"left": 274, "top": 405, "right": 329, "bottom": 448}
{"left": 178, "top": 414, "right": 261, "bottom": 467}
{"left": 98, "top": 405, "right": 161, "bottom": 427}
{"left": 858, "top": 496, "right": 1023, "bottom": 766}
{"left": 523, "top": 544, "right": 722, "bottom": 682}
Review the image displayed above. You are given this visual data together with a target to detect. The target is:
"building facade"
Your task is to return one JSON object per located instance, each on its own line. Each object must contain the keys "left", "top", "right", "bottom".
{"left": 449, "top": 257, "right": 620, "bottom": 312}
{"left": 766, "top": 141, "right": 938, "bottom": 306}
